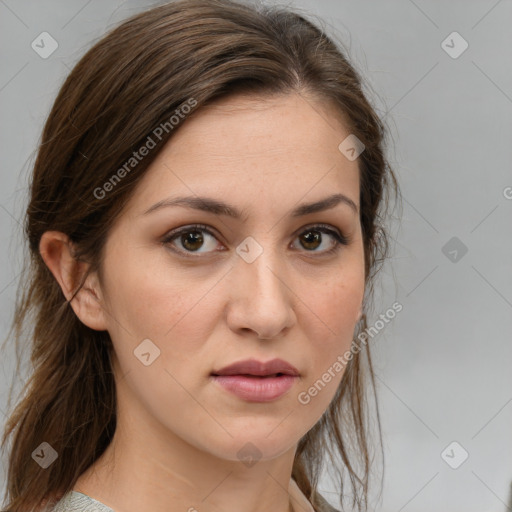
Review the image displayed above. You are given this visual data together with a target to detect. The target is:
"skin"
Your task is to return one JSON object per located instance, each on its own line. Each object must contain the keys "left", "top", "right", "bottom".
{"left": 40, "top": 91, "right": 365, "bottom": 512}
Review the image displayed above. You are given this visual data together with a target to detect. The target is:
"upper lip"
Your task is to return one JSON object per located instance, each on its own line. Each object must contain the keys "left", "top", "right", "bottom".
{"left": 211, "top": 358, "right": 300, "bottom": 377}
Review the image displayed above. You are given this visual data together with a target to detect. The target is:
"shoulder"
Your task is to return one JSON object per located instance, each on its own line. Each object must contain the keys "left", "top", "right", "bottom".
{"left": 48, "top": 491, "right": 114, "bottom": 512}
{"left": 289, "top": 478, "right": 340, "bottom": 512}
{"left": 312, "top": 490, "right": 341, "bottom": 512}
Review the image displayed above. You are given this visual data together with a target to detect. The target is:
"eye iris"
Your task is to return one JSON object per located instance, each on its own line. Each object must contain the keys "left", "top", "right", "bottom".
{"left": 300, "top": 231, "right": 321, "bottom": 250}
{"left": 182, "top": 230, "right": 204, "bottom": 251}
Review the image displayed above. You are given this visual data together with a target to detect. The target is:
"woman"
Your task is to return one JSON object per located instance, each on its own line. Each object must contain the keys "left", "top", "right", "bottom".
{"left": 1, "top": 0, "right": 400, "bottom": 511}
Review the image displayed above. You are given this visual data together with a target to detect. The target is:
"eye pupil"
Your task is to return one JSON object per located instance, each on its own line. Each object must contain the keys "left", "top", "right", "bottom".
{"left": 182, "top": 231, "right": 204, "bottom": 251}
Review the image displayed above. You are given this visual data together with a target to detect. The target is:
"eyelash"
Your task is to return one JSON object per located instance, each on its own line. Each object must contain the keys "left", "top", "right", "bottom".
{"left": 161, "top": 223, "right": 350, "bottom": 258}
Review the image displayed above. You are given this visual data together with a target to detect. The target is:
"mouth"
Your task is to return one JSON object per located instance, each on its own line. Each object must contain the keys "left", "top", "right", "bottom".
{"left": 209, "top": 358, "right": 300, "bottom": 402}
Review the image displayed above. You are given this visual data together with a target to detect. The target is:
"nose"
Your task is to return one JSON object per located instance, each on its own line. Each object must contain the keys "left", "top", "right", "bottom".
{"left": 225, "top": 244, "right": 296, "bottom": 340}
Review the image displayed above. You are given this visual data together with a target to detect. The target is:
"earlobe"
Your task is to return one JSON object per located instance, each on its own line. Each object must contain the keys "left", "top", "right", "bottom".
{"left": 39, "top": 231, "right": 109, "bottom": 331}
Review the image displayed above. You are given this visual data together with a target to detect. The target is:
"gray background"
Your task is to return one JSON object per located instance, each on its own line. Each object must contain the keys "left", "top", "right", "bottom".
{"left": 1, "top": 1, "right": 511, "bottom": 511}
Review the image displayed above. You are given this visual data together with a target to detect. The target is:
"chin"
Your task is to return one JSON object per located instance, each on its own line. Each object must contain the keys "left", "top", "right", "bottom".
{"left": 196, "top": 428, "right": 300, "bottom": 463}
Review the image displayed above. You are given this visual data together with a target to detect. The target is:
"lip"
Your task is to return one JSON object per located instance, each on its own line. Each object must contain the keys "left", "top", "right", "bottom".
{"left": 211, "top": 375, "right": 298, "bottom": 402}
{"left": 211, "top": 358, "right": 300, "bottom": 377}
{"left": 210, "top": 358, "right": 300, "bottom": 402}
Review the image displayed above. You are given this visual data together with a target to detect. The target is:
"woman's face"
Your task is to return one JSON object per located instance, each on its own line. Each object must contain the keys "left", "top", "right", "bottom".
{"left": 96, "top": 92, "right": 365, "bottom": 462}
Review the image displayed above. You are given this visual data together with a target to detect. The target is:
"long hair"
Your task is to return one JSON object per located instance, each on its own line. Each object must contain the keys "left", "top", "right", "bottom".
{"left": 1, "top": 1, "right": 400, "bottom": 510}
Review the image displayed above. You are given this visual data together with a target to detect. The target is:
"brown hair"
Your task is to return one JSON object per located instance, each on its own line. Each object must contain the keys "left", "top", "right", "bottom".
{"left": 1, "top": 0, "right": 400, "bottom": 510}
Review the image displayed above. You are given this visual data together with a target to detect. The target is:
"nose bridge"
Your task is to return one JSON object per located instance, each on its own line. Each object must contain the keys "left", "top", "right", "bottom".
{"left": 230, "top": 233, "right": 294, "bottom": 338}
{"left": 238, "top": 233, "right": 287, "bottom": 300}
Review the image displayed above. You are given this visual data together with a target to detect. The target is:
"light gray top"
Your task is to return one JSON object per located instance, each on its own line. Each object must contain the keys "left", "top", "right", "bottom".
{"left": 50, "top": 491, "right": 114, "bottom": 512}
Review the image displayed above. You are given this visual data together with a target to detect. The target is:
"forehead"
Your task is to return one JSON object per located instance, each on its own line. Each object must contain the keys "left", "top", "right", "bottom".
{"left": 167, "top": 92, "right": 352, "bottom": 158}
{"left": 123, "top": 92, "right": 360, "bottom": 217}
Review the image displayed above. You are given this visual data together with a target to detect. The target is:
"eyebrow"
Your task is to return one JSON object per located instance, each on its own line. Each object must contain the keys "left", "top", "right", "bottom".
{"left": 141, "top": 193, "right": 358, "bottom": 218}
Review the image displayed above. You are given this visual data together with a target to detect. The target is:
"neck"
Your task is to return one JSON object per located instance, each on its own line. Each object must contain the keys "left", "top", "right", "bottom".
{"left": 73, "top": 413, "right": 298, "bottom": 512}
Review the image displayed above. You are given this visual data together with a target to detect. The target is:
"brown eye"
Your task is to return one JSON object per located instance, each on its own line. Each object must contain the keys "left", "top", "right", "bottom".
{"left": 162, "top": 224, "right": 221, "bottom": 255}
{"left": 162, "top": 223, "right": 348, "bottom": 258}
{"left": 293, "top": 225, "right": 348, "bottom": 254}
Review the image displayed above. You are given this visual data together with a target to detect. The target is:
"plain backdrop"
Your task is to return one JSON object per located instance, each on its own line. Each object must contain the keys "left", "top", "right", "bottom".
{"left": 1, "top": 1, "right": 511, "bottom": 511}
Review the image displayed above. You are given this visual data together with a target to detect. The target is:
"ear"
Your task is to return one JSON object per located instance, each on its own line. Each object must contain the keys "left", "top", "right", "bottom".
{"left": 39, "top": 231, "right": 108, "bottom": 331}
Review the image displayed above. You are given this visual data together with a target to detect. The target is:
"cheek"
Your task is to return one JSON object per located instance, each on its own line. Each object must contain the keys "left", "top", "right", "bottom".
{"left": 296, "top": 274, "right": 364, "bottom": 407}
{"left": 308, "top": 272, "right": 364, "bottom": 342}
{"left": 104, "top": 260, "right": 214, "bottom": 418}
{"left": 102, "top": 252, "right": 222, "bottom": 379}
{"left": 103, "top": 250, "right": 190, "bottom": 333}
{"left": 328, "top": 280, "right": 362, "bottom": 322}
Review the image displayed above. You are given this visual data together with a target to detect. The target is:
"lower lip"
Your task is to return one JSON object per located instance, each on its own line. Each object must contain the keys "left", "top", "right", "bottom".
{"left": 211, "top": 374, "right": 298, "bottom": 402}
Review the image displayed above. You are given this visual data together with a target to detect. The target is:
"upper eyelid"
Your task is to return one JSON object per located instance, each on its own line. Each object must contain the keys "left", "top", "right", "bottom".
{"left": 163, "top": 222, "right": 343, "bottom": 240}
